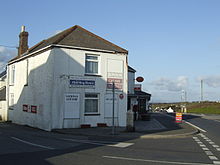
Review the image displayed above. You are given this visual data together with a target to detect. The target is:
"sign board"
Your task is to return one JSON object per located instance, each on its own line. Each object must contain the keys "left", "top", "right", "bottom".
{"left": 175, "top": 113, "right": 182, "bottom": 123}
{"left": 65, "top": 94, "right": 79, "bottom": 103}
{"left": 69, "top": 79, "right": 95, "bottom": 88}
{"left": 107, "top": 78, "right": 123, "bottom": 90}
{"left": 134, "top": 84, "right": 142, "bottom": 91}
{"left": 31, "top": 105, "right": 37, "bottom": 113}
{"left": 23, "top": 104, "right": 28, "bottom": 112}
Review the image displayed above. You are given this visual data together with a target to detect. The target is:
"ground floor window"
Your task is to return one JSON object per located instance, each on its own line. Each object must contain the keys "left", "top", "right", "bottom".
{"left": 84, "top": 93, "right": 99, "bottom": 114}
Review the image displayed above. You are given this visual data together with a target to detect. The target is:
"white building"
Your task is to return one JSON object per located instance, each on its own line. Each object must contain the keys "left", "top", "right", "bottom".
{"left": 127, "top": 66, "right": 151, "bottom": 116}
{"left": 7, "top": 25, "right": 128, "bottom": 131}
{"left": 0, "top": 70, "right": 6, "bottom": 121}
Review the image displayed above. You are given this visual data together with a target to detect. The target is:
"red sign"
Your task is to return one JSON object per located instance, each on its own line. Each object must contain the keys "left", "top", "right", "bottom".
{"left": 31, "top": 105, "right": 37, "bottom": 113}
{"left": 23, "top": 104, "right": 28, "bottom": 112}
{"left": 107, "top": 78, "right": 123, "bottom": 90}
{"left": 136, "top": 77, "right": 144, "bottom": 82}
{"left": 119, "top": 94, "right": 124, "bottom": 99}
{"left": 176, "top": 113, "right": 182, "bottom": 123}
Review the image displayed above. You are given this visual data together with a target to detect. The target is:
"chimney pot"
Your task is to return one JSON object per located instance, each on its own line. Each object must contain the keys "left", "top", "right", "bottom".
{"left": 21, "top": 25, "right": 25, "bottom": 32}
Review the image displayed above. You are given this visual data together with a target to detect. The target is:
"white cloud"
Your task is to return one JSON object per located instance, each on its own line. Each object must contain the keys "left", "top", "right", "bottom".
{"left": 197, "top": 76, "right": 220, "bottom": 88}
{"left": 151, "top": 76, "right": 188, "bottom": 92}
{"left": 0, "top": 46, "right": 16, "bottom": 71}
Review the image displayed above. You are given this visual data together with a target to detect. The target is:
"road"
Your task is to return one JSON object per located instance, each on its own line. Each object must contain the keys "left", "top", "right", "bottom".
{"left": 0, "top": 114, "right": 220, "bottom": 165}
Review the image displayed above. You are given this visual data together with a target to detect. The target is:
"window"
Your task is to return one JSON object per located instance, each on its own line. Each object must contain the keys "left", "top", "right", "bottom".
{"left": 84, "top": 93, "right": 99, "bottom": 114}
{"left": 9, "top": 93, "right": 14, "bottom": 110}
{"left": 85, "top": 54, "right": 99, "bottom": 75}
{"left": 10, "top": 65, "right": 15, "bottom": 85}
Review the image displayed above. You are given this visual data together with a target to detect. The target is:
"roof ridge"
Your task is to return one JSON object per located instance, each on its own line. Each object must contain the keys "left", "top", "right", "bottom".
{"left": 53, "top": 25, "right": 78, "bottom": 44}
{"left": 75, "top": 25, "right": 128, "bottom": 53}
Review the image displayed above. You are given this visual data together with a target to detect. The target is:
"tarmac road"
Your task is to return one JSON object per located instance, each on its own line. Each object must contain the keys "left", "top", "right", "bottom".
{"left": 0, "top": 113, "right": 220, "bottom": 165}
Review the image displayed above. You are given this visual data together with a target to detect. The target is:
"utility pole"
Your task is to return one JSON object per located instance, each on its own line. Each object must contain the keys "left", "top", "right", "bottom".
{"left": 201, "top": 79, "right": 203, "bottom": 102}
{"left": 112, "top": 82, "right": 115, "bottom": 135}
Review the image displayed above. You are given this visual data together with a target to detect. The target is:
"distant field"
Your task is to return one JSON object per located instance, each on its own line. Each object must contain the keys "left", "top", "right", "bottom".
{"left": 152, "top": 101, "right": 220, "bottom": 114}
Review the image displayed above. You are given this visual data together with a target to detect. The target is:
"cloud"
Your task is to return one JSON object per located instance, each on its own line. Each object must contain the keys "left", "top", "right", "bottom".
{"left": 197, "top": 76, "right": 220, "bottom": 88}
{"left": 0, "top": 46, "right": 16, "bottom": 71}
{"left": 151, "top": 76, "right": 188, "bottom": 92}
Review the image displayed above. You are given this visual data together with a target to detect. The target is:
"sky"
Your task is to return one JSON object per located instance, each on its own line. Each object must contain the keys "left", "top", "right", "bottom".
{"left": 0, "top": 0, "right": 220, "bottom": 103}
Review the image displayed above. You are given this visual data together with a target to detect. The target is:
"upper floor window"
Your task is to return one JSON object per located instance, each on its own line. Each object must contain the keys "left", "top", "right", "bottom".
{"left": 9, "top": 65, "right": 15, "bottom": 85}
{"left": 85, "top": 54, "right": 99, "bottom": 75}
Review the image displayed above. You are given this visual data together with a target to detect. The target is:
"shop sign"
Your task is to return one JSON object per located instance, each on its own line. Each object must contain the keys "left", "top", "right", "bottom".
{"left": 69, "top": 79, "right": 95, "bottom": 88}
{"left": 65, "top": 94, "right": 79, "bottom": 103}
{"left": 107, "top": 78, "right": 123, "bottom": 90}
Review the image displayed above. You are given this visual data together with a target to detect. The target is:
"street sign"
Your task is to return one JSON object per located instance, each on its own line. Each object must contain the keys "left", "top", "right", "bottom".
{"left": 176, "top": 113, "right": 182, "bottom": 123}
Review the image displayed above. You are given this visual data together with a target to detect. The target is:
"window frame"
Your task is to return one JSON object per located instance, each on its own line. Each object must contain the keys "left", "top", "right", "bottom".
{"left": 85, "top": 54, "right": 100, "bottom": 76}
{"left": 9, "top": 65, "right": 15, "bottom": 85}
{"left": 84, "top": 93, "right": 99, "bottom": 115}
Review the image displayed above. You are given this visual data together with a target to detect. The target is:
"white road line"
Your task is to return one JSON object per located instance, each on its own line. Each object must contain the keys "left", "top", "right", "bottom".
{"left": 62, "top": 138, "right": 133, "bottom": 148}
{"left": 11, "top": 137, "right": 54, "bottom": 150}
{"left": 202, "top": 148, "right": 210, "bottom": 151}
{"left": 108, "top": 143, "right": 133, "bottom": 148}
{"left": 184, "top": 121, "right": 207, "bottom": 132}
{"left": 209, "top": 142, "right": 215, "bottom": 145}
{"left": 103, "top": 155, "right": 213, "bottom": 165}
{"left": 205, "top": 151, "right": 213, "bottom": 156}
{"left": 216, "top": 148, "right": 220, "bottom": 151}
{"left": 209, "top": 156, "right": 218, "bottom": 160}
{"left": 213, "top": 145, "right": 220, "bottom": 148}
{"left": 213, "top": 161, "right": 220, "bottom": 164}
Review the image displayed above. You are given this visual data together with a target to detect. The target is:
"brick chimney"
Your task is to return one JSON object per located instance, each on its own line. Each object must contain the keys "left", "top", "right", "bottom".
{"left": 18, "top": 25, "right": 28, "bottom": 57}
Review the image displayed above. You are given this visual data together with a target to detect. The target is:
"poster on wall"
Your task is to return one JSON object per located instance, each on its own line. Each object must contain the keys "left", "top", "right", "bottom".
{"left": 31, "top": 105, "right": 37, "bottom": 113}
{"left": 23, "top": 104, "right": 28, "bottom": 112}
{"left": 65, "top": 93, "right": 79, "bottom": 103}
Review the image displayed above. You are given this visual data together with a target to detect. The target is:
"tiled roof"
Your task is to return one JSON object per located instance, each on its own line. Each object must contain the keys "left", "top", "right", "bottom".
{"left": 28, "top": 25, "right": 128, "bottom": 54}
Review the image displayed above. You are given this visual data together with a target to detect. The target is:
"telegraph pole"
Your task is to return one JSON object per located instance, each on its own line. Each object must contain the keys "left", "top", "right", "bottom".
{"left": 201, "top": 79, "right": 203, "bottom": 102}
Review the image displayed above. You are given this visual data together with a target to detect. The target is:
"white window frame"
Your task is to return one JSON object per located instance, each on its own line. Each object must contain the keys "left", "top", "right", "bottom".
{"left": 85, "top": 54, "right": 100, "bottom": 75}
{"left": 9, "top": 65, "right": 15, "bottom": 85}
{"left": 84, "top": 93, "right": 99, "bottom": 114}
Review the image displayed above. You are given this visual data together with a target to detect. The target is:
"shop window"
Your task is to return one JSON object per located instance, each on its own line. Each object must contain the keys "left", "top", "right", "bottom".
{"left": 85, "top": 54, "right": 99, "bottom": 75}
{"left": 84, "top": 93, "right": 99, "bottom": 114}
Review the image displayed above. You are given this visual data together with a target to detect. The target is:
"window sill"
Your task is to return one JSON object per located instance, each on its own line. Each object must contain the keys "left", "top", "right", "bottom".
{"left": 84, "top": 74, "right": 102, "bottom": 77}
{"left": 84, "top": 113, "right": 100, "bottom": 116}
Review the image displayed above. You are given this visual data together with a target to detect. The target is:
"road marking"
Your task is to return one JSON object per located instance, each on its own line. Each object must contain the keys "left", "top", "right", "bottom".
{"left": 185, "top": 121, "right": 207, "bottom": 132}
{"left": 11, "top": 137, "right": 54, "bottom": 150}
{"left": 108, "top": 142, "right": 133, "bottom": 148}
{"left": 213, "top": 145, "right": 220, "bottom": 148}
{"left": 200, "top": 144, "right": 206, "bottom": 147}
{"left": 209, "top": 142, "right": 215, "bottom": 145}
{"left": 62, "top": 138, "right": 133, "bottom": 148}
{"left": 209, "top": 156, "right": 218, "bottom": 160}
{"left": 202, "top": 148, "right": 210, "bottom": 151}
{"left": 103, "top": 155, "right": 213, "bottom": 165}
{"left": 216, "top": 148, "right": 220, "bottom": 151}
{"left": 205, "top": 151, "right": 213, "bottom": 155}
{"left": 213, "top": 161, "right": 220, "bottom": 164}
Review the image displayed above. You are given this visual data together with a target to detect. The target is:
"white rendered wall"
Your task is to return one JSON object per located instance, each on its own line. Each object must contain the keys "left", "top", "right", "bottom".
{"left": 7, "top": 50, "right": 54, "bottom": 131}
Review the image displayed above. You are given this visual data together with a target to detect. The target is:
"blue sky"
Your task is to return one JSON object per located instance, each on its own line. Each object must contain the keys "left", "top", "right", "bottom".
{"left": 0, "top": 0, "right": 220, "bottom": 102}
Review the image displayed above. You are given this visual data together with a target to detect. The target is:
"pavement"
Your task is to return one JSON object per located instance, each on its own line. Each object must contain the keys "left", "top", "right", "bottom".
{"left": 53, "top": 113, "right": 199, "bottom": 139}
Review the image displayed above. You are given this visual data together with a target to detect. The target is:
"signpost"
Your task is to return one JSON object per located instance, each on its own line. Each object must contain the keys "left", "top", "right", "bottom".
{"left": 112, "top": 82, "right": 115, "bottom": 135}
